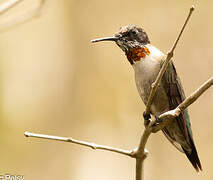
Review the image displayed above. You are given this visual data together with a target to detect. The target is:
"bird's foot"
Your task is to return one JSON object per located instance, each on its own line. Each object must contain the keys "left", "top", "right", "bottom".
{"left": 143, "top": 112, "right": 151, "bottom": 126}
{"left": 153, "top": 115, "right": 163, "bottom": 126}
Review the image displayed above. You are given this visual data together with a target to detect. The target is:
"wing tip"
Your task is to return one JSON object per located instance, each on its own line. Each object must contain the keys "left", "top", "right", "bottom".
{"left": 182, "top": 145, "right": 202, "bottom": 172}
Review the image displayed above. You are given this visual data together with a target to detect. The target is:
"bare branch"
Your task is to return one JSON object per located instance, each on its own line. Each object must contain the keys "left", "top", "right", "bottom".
{"left": 22, "top": 5, "right": 212, "bottom": 180}
{"left": 24, "top": 75, "right": 212, "bottom": 180}
{"left": 0, "top": 0, "right": 24, "bottom": 14}
{"left": 24, "top": 131, "right": 135, "bottom": 158}
{"left": 144, "top": 6, "right": 195, "bottom": 116}
{"left": 151, "top": 76, "right": 213, "bottom": 133}
{"left": 135, "top": 129, "right": 150, "bottom": 180}
{"left": 136, "top": 159, "right": 144, "bottom": 180}
{"left": 0, "top": 0, "right": 46, "bottom": 32}
{"left": 170, "top": 5, "right": 195, "bottom": 52}
{"left": 135, "top": 75, "right": 212, "bottom": 180}
{"left": 178, "top": 76, "right": 213, "bottom": 111}
{"left": 134, "top": 6, "right": 196, "bottom": 180}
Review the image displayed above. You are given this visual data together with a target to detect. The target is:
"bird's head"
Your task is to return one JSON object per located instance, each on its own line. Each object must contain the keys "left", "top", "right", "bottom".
{"left": 91, "top": 25, "right": 150, "bottom": 64}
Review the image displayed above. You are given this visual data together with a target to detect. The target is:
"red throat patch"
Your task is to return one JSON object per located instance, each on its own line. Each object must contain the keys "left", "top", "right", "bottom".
{"left": 126, "top": 47, "right": 150, "bottom": 65}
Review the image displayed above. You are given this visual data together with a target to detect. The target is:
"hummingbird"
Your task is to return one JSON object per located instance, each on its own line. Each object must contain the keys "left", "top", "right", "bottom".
{"left": 91, "top": 24, "right": 202, "bottom": 172}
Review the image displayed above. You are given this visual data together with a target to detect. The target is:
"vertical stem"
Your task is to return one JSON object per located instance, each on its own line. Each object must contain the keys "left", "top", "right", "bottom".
{"left": 136, "top": 159, "right": 143, "bottom": 180}
{"left": 135, "top": 128, "right": 151, "bottom": 180}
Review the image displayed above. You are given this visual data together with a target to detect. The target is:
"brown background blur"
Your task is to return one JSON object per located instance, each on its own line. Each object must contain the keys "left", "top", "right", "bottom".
{"left": 0, "top": 0, "right": 212, "bottom": 179}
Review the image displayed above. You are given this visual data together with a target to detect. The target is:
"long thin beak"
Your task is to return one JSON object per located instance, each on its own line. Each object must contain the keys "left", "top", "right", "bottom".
{"left": 91, "top": 36, "right": 118, "bottom": 43}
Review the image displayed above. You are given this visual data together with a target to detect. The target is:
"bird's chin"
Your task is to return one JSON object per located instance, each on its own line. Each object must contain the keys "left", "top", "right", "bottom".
{"left": 116, "top": 41, "right": 128, "bottom": 52}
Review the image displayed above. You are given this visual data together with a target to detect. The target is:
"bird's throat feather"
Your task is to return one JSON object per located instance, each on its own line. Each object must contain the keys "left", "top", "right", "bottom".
{"left": 126, "top": 47, "right": 150, "bottom": 65}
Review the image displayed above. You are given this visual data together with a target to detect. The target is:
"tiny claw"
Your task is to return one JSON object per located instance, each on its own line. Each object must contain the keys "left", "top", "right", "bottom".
{"left": 143, "top": 112, "right": 151, "bottom": 120}
{"left": 143, "top": 112, "right": 151, "bottom": 126}
{"left": 154, "top": 115, "right": 163, "bottom": 126}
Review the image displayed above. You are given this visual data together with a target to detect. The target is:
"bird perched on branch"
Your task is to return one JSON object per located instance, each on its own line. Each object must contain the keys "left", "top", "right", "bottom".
{"left": 91, "top": 24, "right": 202, "bottom": 172}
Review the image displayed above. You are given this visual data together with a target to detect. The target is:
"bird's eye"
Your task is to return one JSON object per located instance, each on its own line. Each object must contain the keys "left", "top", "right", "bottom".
{"left": 131, "top": 30, "right": 137, "bottom": 35}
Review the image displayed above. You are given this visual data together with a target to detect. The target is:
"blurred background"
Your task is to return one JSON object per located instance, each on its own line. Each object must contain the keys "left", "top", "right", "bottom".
{"left": 0, "top": 0, "right": 212, "bottom": 179}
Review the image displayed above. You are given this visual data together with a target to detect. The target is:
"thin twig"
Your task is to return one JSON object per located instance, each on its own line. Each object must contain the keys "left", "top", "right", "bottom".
{"left": 24, "top": 75, "right": 212, "bottom": 179}
{"left": 22, "top": 5, "right": 213, "bottom": 180}
{"left": 151, "top": 76, "right": 213, "bottom": 133}
{"left": 135, "top": 76, "right": 212, "bottom": 180}
{"left": 144, "top": 5, "right": 195, "bottom": 116}
{"left": 0, "top": 0, "right": 46, "bottom": 32}
{"left": 170, "top": 5, "right": 195, "bottom": 52}
{"left": 0, "top": 0, "right": 24, "bottom": 14}
{"left": 24, "top": 131, "right": 135, "bottom": 158}
{"left": 177, "top": 76, "right": 213, "bottom": 111}
{"left": 135, "top": 6, "right": 195, "bottom": 180}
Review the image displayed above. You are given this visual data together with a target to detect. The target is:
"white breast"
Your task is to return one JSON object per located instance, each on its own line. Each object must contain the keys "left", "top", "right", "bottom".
{"left": 132, "top": 44, "right": 169, "bottom": 114}
{"left": 133, "top": 44, "right": 164, "bottom": 73}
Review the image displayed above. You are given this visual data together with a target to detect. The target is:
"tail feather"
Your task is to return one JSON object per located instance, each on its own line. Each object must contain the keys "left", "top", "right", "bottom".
{"left": 182, "top": 137, "right": 202, "bottom": 172}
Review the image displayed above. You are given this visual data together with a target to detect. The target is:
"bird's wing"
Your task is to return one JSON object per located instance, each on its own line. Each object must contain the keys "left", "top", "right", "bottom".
{"left": 161, "top": 61, "right": 202, "bottom": 171}
{"left": 161, "top": 61, "right": 192, "bottom": 145}
{"left": 162, "top": 128, "right": 184, "bottom": 153}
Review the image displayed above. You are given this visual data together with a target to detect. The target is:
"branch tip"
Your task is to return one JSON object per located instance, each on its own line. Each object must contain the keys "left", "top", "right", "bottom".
{"left": 24, "top": 131, "right": 134, "bottom": 157}
{"left": 22, "top": 4, "right": 213, "bottom": 180}
{"left": 144, "top": 2, "right": 195, "bottom": 119}
{"left": 190, "top": 5, "right": 195, "bottom": 11}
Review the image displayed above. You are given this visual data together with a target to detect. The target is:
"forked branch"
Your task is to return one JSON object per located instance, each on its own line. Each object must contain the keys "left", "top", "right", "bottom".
{"left": 23, "top": 5, "right": 213, "bottom": 180}
{"left": 135, "top": 6, "right": 195, "bottom": 180}
{"left": 24, "top": 76, "right": 212, "bottom": 179}
{"left": 151, "top": 76, "right": 213, "bottom": 133}
{"left": 0, "top": 0, "right": 46, "bottom": 31}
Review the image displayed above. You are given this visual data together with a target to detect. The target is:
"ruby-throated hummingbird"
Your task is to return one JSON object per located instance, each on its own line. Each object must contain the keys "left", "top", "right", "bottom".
{"left": 91, "top": 24, "right": 202, "bottom": 171}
